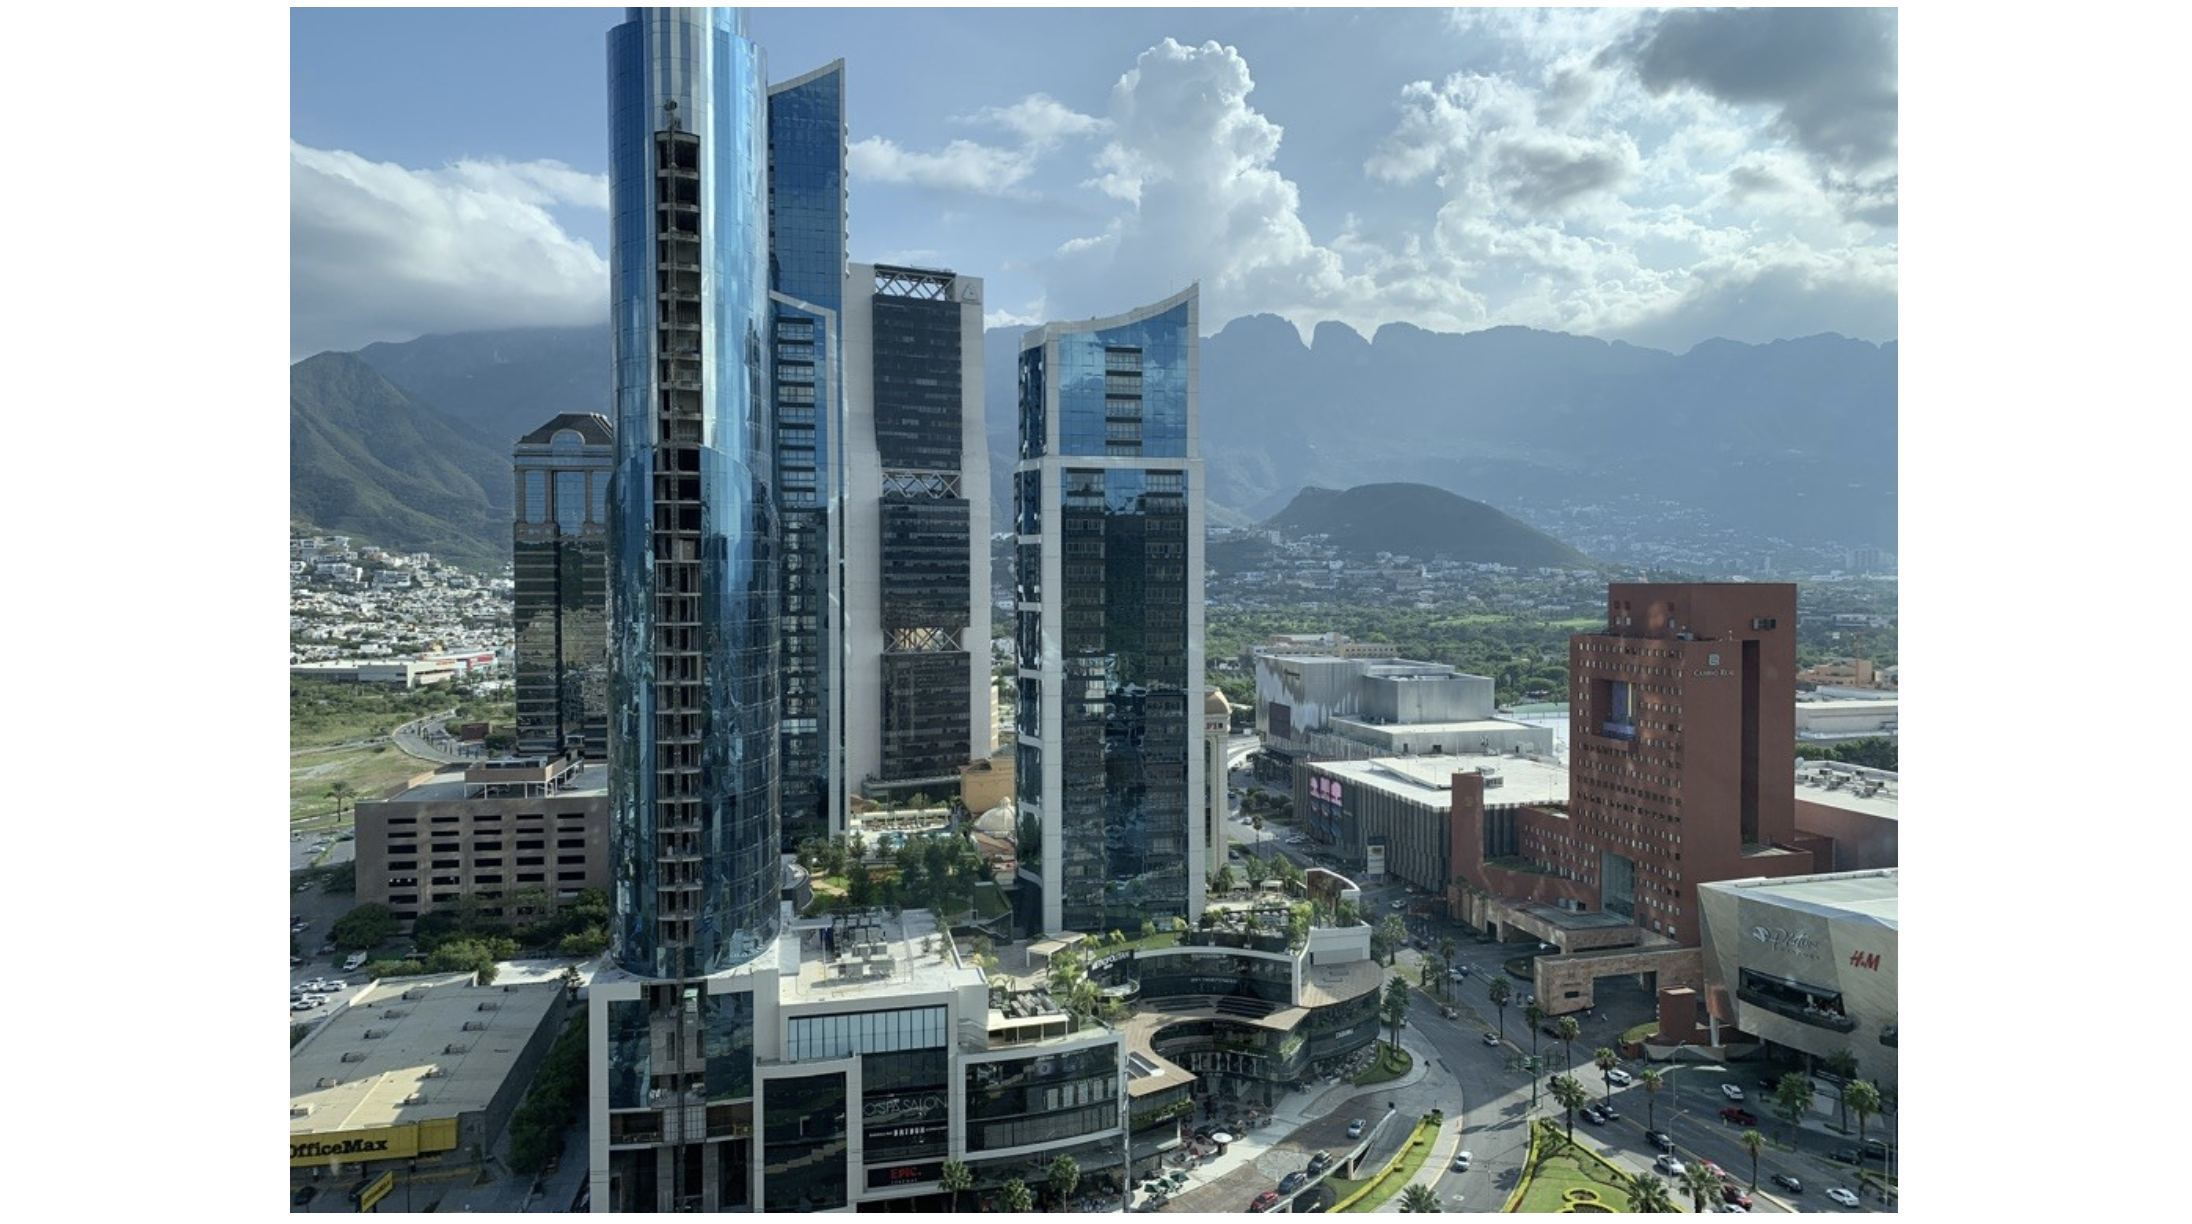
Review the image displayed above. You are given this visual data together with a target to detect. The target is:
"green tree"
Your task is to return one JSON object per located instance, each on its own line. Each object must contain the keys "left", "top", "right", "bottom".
{"left": 1381, "top": 973, "right": 1413, "bottom": 1054}
{"left": 939, "top": 1160, "right": 972, "bottom": 1212}
{"left": 1822, "top": 1048, "right": 1861, "bottom": 1132}
{"left": 999, "top": 1179, "right": 1034, "bottom": 1213}
{"left": 330, "top": 902, "right": 396, "bottom": 950}
{"left": 1399, "top": 1183, "right": 1441, "bottom": 1212}
{"left": 325, "top": 779, "right": 356, "bottom": 822}
{"left": 1486, "top": 976, "right": 1511, "bottom": 1042}
{"left": 1251, "top": 809, "right": 1266, "bottom": 855}
{"left": 1549, "top": 1073, "right": 1589, "bottom": 1142}
{"left": 428, "top": 938, "right": 499, "bottom": 984}
{"left": 1771, "top": 1072, "right": 1813, "bottom": 1141}
{"left": 1436, "top": 936, "right": 1458, "bottom": 1001}
{"left": 1375, "top": 914, "right": 1408, "bottom": 966}
{"left": 1679, "top": 1163, "right": 1721, "bottom": 1214}
{"left": 846, "top": 860, "right": 874, "bottom": 909}
{"left": 1622, "top": 1170, "right": 1677, "bottom": 1213}
{"left": 1640, "top": 1068, "right": 1664, "bottom": 1134}
{"left": 1210, "top": 862, "right": 1238, "bottom": 895}
{"left": 1593, "top": 1047, "right": 1618, "bottom": 1102}
{"left": 1524, "top": 1001, "right": 1546, "bottom": 1073}
{"left": 1556, "top": 1015, "right": 1580, "bottom": 1074}
{"left": 1739, "top": 1128, "right": 1765, "bottom": 1190}
{"left": 1046, "top": 1153, "right": 1081, "bottom": 1210}
{"left": 1845, "top": 1079, "right": 1883, "bottom": 1156}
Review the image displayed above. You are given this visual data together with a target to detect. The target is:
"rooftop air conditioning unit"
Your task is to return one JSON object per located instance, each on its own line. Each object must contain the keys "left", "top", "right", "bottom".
{"left": 476, "top": 1001, "right": 499, "bottom": 1011}
{"left": 444, "top": 1044, "right": 468, "bottom": 1055}
{"left": 422, "top": 1066, "right": 446, "bottom": 1078}
{"left": 291, "top": 1104, "right": 313, "bottom": 1118}
{"left": 463, "top": 1020, "right": 488, "bottom": 1031}
{"left": 316, "top": 1078, "right": 341, "bottom": 1089}
{"left": 381, "top": 1010, "right": 407, "bottom": 1019}
{"left": 341, "top": 1051, "right": 366, "bottom": 1063}
{"left": 364, "top": 1029, "right": 390, "bottom": 1039}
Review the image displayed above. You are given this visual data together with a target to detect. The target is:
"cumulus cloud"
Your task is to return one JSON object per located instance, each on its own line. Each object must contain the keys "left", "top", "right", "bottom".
{"left": 959, "top": 93, "right": 1108, "bottom": 148}
{"left": 290, "top": 142, "right": 606, "bottom": 360}
{"left": 1044, "top": 38, "right": 1352, "bottom": 329}
{"left": 1615, "top": 7, "right": 1897, "bottom": 223}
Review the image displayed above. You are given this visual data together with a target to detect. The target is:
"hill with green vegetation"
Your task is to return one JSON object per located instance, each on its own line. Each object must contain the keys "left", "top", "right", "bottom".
{"left": 290, "top": 352, "right": 513, "bottom": 572}
{"left": 1263, "top": 483, "right": 1600, "bottom": 569}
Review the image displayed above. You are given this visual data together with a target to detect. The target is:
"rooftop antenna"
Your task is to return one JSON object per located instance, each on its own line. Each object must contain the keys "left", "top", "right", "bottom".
{"left": 663, "top": 98, "right": 680, "bottom": 132}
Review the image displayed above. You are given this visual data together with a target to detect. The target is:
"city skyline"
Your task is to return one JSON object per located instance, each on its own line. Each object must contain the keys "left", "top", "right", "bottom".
{"left": 291, "top": 6, "right": 1899, "bottom": 362}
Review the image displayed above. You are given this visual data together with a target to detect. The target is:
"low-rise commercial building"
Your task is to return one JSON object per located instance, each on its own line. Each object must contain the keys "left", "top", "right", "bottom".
{"left": 1695, "top": 870, "right": 1898, "bottom": 1087}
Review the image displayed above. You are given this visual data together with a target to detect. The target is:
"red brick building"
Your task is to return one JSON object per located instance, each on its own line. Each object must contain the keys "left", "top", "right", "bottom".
{"left": 1450, "top": 583, "right": 1824, "bottom": 950}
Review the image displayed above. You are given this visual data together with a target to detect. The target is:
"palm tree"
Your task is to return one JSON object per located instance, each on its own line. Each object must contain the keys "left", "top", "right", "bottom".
{"left": 1556, "top": 1015, "right": 1580, "bottom": 1074}
{"left": 1436, "top": 936, "right": 1457, "bottom": 1000}
{"left": 1771, "top": 1072, "right": 1812, "bottom": 1143}
{"left": 1593, "top": 1047, "right": 1618, "bottom": 1102}
{"left": 1846, "top": 1079, "right": 1882, "bottom": 1154}
{"left": 1046, "top": 1153, "right": 1081, "bottom": 1211}
{"left": 1524, "top": 1001, "right": 1546, "bottom": 1074}
{"left": 1399, "top": 1183, "right": 1442, "bottom": 1213}
{"left": 1251, "top": 809, "right": 1266, "bottom": 855}
{"left": 325, "top": 779, "right": 355, "bottom": 822}
{"left": 999, "top": 1179, "right": 1034, "bottom": 1212}
{"left": 1381, "top": 973, "right": 1413, "bottom": 1055}
{"left": 1679, "top": 1163, "right": 1721, "bottom": 1214}
{"left": 1622, "top": 1171, "right": 1677, "bottom": 1213}
{"left": 1739, "top": 1128, "right": 1765, "bottom": 1189}
{"left": 1549, "top": 1073, "right": 1590, "bottom": 1142}
{"left": 1640, "top": 1068, "right": 1664, "bottom": 1134}
{"left": 1486, "top": 976, "right": 1512, "bottom": 1042}
{"left": 939, "top": 1160, "right": 972, "bottom": 1212}
{"left": 1823, "top": 1048, "right": 1861, "bottom": 1132}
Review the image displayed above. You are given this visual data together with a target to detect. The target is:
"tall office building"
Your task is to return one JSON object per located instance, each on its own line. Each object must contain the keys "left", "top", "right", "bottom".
{"left": 765, "top": 59, "right": 846, "bottom": 853}
{"left": 513, "top": 413, "right": 614, "bottom": 758}
{"left": 594, "top": 9, "right": 782, "bottom": 1208}
{"left": 1566, "top": 582, "right": 1799, "bottom": 944}
{"left": 842, "top": 263, "right": 993, "bottom": 807}
{"left": 1013, "top": 286, "right": 1205, "bottom": 935}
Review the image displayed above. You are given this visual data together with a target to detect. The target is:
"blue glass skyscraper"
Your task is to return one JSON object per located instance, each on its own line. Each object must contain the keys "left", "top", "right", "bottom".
{"left": 1015, "top": 286, "right": 1207, "bottom": 935}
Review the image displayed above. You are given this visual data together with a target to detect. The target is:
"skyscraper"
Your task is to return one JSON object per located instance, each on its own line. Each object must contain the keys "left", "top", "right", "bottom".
{"left": 512, "top": 412, "right": 613, "bottom": 759}
{"left": 1014, "top": 286, "right": 1205, "bottom": 936}
{"left": 842, "top": 263, "right": 993, "bottom": 808}
{"left": 594, "top": 10, "right": 781, "bottom": 1208}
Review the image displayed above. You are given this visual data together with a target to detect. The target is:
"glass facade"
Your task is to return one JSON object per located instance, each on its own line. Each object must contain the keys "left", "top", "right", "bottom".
{"left": 767, "top": 64, "right": 846, "bottom": 852}
{"left": 761, "top": 1073, "right": 849, "bottom": 1210}
{"left": 606, "top": 4, "right": 780, "bottom": 981}
{"left": 1015, "top": 288, "right": 1202, "bottom": 935}
{"left": 962, "top": 1045, "right": 1120, "bottom": 1153}
{"left": 514, "top": 416, "right": 613, "bottom": 758}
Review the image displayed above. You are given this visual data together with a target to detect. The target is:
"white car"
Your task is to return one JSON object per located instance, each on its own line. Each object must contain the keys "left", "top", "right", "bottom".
{"left": 1653, "top": 1155, "right": 1686, "bottom": 1177}
{"left": 1450, "top": 1151, "right": 1472, "bottom": 1172}
{"left": 318, "top": 980, "right": 348, "bottom": 992}
{"left": 1389, "top": 900, "right": 1406, "bottom": 910}
{"left": 1605, "top": 1068, "right": 1633, "bottom": 1086}
{"left": 291, "top": 999, "right": 319, "bottom": 1012}
{"left": 1825, "top": 1187, "right": 1860, "bottom": 1208}
{"left": 1720, "top": 1083, "right": 1745, "bottom": 1101}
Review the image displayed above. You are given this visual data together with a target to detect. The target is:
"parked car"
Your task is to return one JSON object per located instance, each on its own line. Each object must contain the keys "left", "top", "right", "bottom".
{"left": 1825, "top": 1187, "right": 1860, "bottom": 1208}
{"left": 1862, "top": 1138, "right": 1892, "bottom": 1158}
{"left": 1278, "top": 1172, "right": 1307, "bottom": 1195}
{"left": 1719, "top": 1106, "right": 1758, "bottom": 1126}
{"left": 1251, "top": 1190, "right": 1281, "bottom": 1212}
{"left": 1829, "top": 1148, "right": 1862, "bottom": 1165}
{"left": 1770, "top": 1173, "right": 1803, "bottom": 1194}
{"left": 1653, "top": 1155, "right": 1686, "bottom": 1177}
{"left": 1645, "top": 1130, "right": 1675, "bottom": 1152}
{"left": 293, "top": 1186, "right": 318, "bottom": 1207}
{"left": 1719, "top": 1083, "right": 1745, "bottom": 1101}
{"left": 1347, "top": 1118, "right": 1366, "bottom": 1139}
{"left": 1604, "top": 1067, "right": 1633, "bottom": 1086}
{"left": 1721, "top": 1185, "right": 1752, "bottom": 1209}
{"left": 291, "top": 999, "right": 319, "bottom": 1012}
{"left": 1598, "top": 1102, "right": 1620, "bottom": 1121}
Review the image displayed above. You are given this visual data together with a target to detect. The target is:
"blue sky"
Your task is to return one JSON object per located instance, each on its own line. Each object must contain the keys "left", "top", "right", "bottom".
{"left": 290, "top": 6, "right": 1900, "bottom": 361}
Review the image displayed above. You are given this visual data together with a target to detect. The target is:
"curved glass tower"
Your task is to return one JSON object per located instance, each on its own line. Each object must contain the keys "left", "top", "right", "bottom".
{"left": 1015, "top": 286, "right": 1206, "bottom": 935}
{"left": 606, "top": 6, "right": 780, "bottom": 980}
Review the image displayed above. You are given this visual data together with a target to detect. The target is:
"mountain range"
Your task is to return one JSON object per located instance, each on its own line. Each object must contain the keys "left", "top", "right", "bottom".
{"left": 290, "top": 318, "right": 1895, "bottom": 571}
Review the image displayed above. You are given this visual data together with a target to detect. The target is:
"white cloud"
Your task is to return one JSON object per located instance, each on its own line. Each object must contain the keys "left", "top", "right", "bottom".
{"left": 958, "top": 93, "right": 1107, "bottom": 148}
{"left": 847, "top": 136, "right": 1034, "bottom": 195}
{"left": 290, "top": 143, "right": 606, "bottom": 360}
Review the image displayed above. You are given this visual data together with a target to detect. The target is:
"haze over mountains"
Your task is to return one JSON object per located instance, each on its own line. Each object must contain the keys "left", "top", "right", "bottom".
{"left": 290, "top": 317, "right": 1895, "bottom": 573}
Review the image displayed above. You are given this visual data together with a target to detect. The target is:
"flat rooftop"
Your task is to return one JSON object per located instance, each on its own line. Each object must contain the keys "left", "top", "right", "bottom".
{"left": 1699, "top": 869, "right": 1898, "bottom": 930}
{"left": 290, "top": 972, "right": 563, "bottom": 1137}
{"left": 780, "top": 906, "right": 981, "bottom": 1002}
{"left": 1313, "top": 752, "right": 1569, "bottom": 808}
{"left": 386, "top": 762, "right": 609, "bottom": 804}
